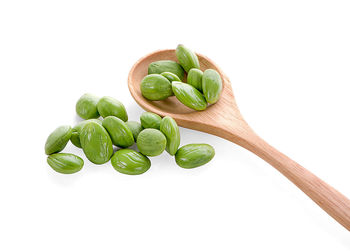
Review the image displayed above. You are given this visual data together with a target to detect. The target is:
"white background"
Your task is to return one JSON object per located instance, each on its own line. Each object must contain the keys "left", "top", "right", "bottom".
{"left": 1, "top": 0, "right": 350, "bottom": 251}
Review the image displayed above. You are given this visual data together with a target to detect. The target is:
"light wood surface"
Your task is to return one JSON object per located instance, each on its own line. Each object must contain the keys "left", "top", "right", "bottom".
{"left": 128, "top": 49, "right": 350, "bottom": 231}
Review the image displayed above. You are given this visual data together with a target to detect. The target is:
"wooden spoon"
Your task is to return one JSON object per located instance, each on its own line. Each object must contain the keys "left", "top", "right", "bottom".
{"left": 128, "top": 49, "right": 350, "bottom": 230}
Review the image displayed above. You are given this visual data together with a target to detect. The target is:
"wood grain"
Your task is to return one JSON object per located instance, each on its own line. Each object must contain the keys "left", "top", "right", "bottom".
{"left": 128, "top": 49, "right": 350, "bottom": 231}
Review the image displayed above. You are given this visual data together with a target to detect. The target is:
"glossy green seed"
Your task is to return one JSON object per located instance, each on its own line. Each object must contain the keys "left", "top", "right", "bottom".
{"left": 126, "top": 121, "right": 143, "bottom": 141}
{"left": 47, "top": 153, "right": 84, "bottom": 174}
{"left": 175, "top": 144, "right": 215, "bottom": 168}
{"left": 137, "top": 129, "right": 166, "bottom": 157}
{"left": 80, "top": 121, "right": 113, "bottom": 164}
{"left": 70, "top": 119, "right": 102, "bottom": 148}
{"left": 140, "top": 112, "right": 162, "bottom": 129}
{"left": 75, "top": 93, "right": 100, "bottom": 119}
{"left": 97, "top": 96, "right": 128, "bottom": 121}
{"left": 160, "top": 116, "right": 180, "bottom": 156}
{"left": 175, "top": 44, "right": 200, "bottom": 72}
{"left": 141, "top": 74, "right": 173, "bottom": 101}
{"left": 102, "top": 116, "right": 134, "bottom": 148}
{"left": 45, "top": 125, "right": 72, "bottom": 155}
{"left": 160, "top": 72, "right": 181, "bottom": 83}
{"left": 148, "top": 60, "right": 185, "bottom": 81}
{"left": 187, "top": 68, "right": 203, "bottom": 91}
{"left": 70, "top": 132, "right": 80, "bottom": 148}
{"left": 172, "top": 82, "right": 207, "bottom": 111}
{"left": 202, "top": 69, "right": 222, "bottom": 104}
{"left": 111, "top": 149, "right": 151, "bottom": 175}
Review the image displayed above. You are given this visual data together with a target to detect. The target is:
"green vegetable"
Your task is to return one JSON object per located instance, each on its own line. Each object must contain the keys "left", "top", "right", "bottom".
{"left": 202, "top": 69, "right": 222, "bottom": 104}
{"left": 137, "top": 129, "right": 166, "bottom": 156}
{"left": 172, "top": 82, "right": 207, "bottom": 111}
{"left": 111, "top": 149, "right": 151, "bottom": 175}
{"left": 160, "top": 72, "right": 181, "bottom": 83}
{"left": 47, "top": 153, "right": 84, "bottom": 174}
{"left": 75, "top": 93, "right": 100, "bottom": 119}
{"left": 102, "top": 116, "right": 134, "bottom": 148}
{"left": 97, "top": 96, "right": 128, "bottom": 121}
{"left": 160, "top": 116, "right": 180, "bottom": 155}
{"left": 175, "top": 44, "right": 200, "bottom": 72}
{"left": 141, "top": 74, "right": 173, "bottom": 101}
{"left": 187, "top": 68, "right": 203, "bottom": 91}
{"left": 175, "top": 144, "right": 215, "bottom": 168}
{"left": 70, "top": 119, "right": 102, "bottom": 148}
{"left": 140, "top": 112, "right": 162, "bottom": 129}
{"left": 148, "top": 60, "right": 185, "bottom": 81}
{"left": 126, "top": 121, "right": 143, "bottom": 141}
{"left": 80, "top": 121, "right": 113, "bottom": 164}
{"left": 45, "top": 125, "right": 72, "bottom": 155}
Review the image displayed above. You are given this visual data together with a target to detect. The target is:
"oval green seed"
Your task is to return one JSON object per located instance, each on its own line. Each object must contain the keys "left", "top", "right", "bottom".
{"left": 80, "top": 121, "right": 113, "bottom": 164}
{"left": 75, "top": 93, "right": 100, "bottom": 119}
{"left": 140, "top": 112, "right": 162, "bottom": 129}
{"left": 47, "top": 153, "right": 84, "bottom": 174}
{"left": 148, "top": 60, "right": 185, "bottom": 81}
{"left": 70, "top": 132, "right": 80, "bottom": 148}
{"left": 175, "top": 44, "right": 200, "bottom": 72}
{"left": 137, "top": 129, "right": 166, "bottom": 157}
{"left": 141, "top": 74, "right": 173, "bottom": 101}
{"left": 187, "top": 68, "right": 203, "bottom": 91}
{"left": 102, "top": 116, "right": 134, "bottom": 148}
{"left": 160, "top": 116, "right": 180, "bottom": 156}
{"left": 160, "top": 72, "right": 181, "bottom": 83}
{"left": 111, "top": 149, "right": 151, "bottom": 175}
{"left": 97, "top": 96, "right": 128, "bottom": 121}
{"left": 175, "top": 144, "right": 215, "bottom": 168}
{"left": 126, "top": 121, "right": 143, "bottom": 141}
{"left": 45, "top": 125, "right": 72, "bottom": 155}
{"left": 202, "top": 69, "right": 222, "bottom": 104}
{"left": 70, "top": 119, "right": 102, "bottom": 148}
{"left": 172, "top": 81, "right": 207, "bottom": 111}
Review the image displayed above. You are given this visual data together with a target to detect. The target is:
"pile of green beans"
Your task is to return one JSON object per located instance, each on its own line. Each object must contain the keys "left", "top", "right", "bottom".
{"left": 141, "top": 44, "right": 223, "bottom": 110}
{"left": 45, "top": 94, "right": 215, "bottom": 175}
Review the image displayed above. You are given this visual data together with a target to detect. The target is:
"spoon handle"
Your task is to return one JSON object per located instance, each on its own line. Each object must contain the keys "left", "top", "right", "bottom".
{"left": 226, "top": 129, "right": 350, "bottom": 230}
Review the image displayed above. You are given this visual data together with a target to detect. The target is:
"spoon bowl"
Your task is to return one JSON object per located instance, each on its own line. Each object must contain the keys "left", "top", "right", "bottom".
{"left": 128, "top": 49, "right": 350, "bottom": 230}
{"left": 128, "top": 49, "right": 246, "bottom": 140}
{"left": 128, "top": 49, "right": 223, "bottom": 115}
